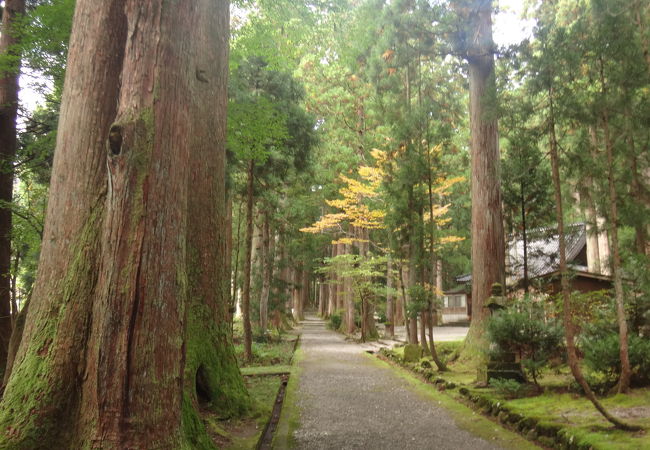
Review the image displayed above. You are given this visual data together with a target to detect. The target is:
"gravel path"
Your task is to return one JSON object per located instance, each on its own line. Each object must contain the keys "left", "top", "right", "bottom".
{"left": 290, "top": 316, "right": 503, "bottom": 450}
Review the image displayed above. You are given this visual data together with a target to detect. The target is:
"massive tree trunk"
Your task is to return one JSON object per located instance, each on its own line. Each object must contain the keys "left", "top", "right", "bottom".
{"left": 462, "top": 0, "right": 505, "bottom": 358}
{"left": 0, "top": 0, "right": 25, "bottom": 381}
{"left": 0, "top": 2, "right": 249, "bottom": 446}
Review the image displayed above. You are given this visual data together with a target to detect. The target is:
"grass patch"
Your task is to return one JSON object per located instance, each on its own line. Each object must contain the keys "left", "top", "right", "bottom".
{"left": 234, "top": 337, "right": 297, "bottom": 368}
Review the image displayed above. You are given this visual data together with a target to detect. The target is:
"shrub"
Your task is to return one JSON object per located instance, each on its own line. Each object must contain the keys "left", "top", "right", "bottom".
{"left": 253, "top": 326, "right": 270, "bottom": 343}
{"left": 581, "top": 332, "right": 650, "bottom": 387}
{"left": 329, "top": 310, "right": 342, "bottom": 330}
{"left": 490, "top": 378, "right": 528, "bottom": 399}
{"left": 487, "top": 297, "right": 564, "bottom": 385}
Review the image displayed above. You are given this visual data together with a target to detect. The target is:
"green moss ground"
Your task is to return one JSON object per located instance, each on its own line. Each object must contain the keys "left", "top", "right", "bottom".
{"left": 382, "top": 344, "right": 650, "bottom": 449}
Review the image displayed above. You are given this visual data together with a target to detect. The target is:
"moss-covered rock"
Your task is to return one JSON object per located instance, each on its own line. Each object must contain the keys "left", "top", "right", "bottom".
{"left": 403, "top": 344, "right": 423, "bottom": 363}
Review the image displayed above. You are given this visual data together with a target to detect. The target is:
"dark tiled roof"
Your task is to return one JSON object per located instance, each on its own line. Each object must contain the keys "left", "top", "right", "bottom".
{"left": 454, "top": 223, "right": 587, "bottom": 285}
{"left": 506, "top": 223, "right": 586, "bottom": 280}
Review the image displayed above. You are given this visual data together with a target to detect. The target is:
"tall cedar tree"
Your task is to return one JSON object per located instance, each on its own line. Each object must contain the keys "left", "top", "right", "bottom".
{"left": 458, "top": 0, "right": 505, "bottom": 356}
{"left": 0, "top": 0, "right": 25, "bottom": 380}
{"left": 0, "top": 1, "right": 249, "bottom": 447}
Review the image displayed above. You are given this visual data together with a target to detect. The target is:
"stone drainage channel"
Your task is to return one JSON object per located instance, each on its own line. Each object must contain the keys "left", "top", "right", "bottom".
{"left": 254, "top": 335, "right": 300, "bottom": 450}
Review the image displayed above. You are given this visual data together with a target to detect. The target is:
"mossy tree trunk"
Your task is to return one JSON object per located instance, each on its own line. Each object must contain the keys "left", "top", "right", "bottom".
{"left": 0, "top": 0, "right": 25, "bottom": 381}
{"left": 0, "top": 1, "right": 249, "bottom": 447}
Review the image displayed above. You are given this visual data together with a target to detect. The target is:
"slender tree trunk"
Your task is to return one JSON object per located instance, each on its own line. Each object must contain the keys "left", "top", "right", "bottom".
{"left": 435, "top": 259, "right": 443, "bottom": 325}
{"left": 598, "top": 58, "right": 631, "bottom": 393}
{"left": 520, "top": 181, "right": 529, "bottom": 293}
{"left": 231, "top": 199, "right": 244, "bottom": 311}
{"left": 300, "top": 269, "right": 308, "bottom": 319}
{"left": 344, "top": 243, "right": 355, "bottom": 334}
{"left": 242, "top": 159, "right": 255, "bottom": 361}
{"left": 398, "top": 262, "right": 410, "bottom": 342}
{"left": 462, "top": 0, "right": 505, "bottom": 357}
{"left": 259, "top": 213, "right": 272, "bottom": 331}
{"left": 336, "top": 242, "right": 345, "bottom": 311}
{"left": 9, "top": 251, "right": 19, "bottom": 328}
{"left": 630, "top": 155, "right": 647, "bottom": 255}
{"left": 225, "top": 192, "right": 233, "bottom": 322}
{"left": 0, "top": 0, "right": 25, "bottom": 381}
{"left": 407, "top": 246, "right": 418, "bottom": 344}
{"left": 328, "top": 244, "right": 337, "bottom": 316}
{"left": 419, "top": 312, "right": 427, "bottom": 351}
{"left": 358, "top": 229, "right": 376, "bottom": 339}
{"left": 548, "top": 85, "right": 637, "bottom": 431}
{"left": 318, "top": 278, "right": 327, "bottom": 317}
{"left": 386, "top": 255, "right": 395, "bottom": 337}
{"left": 427, "top": 304, "right": 447, "bottom": 371}
{"left": 291, "top": 267, "right": 301, "bottom": 321}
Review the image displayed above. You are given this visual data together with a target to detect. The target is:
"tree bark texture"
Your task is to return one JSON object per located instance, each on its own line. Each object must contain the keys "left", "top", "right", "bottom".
{"left": 0, "top": 0, "right": 25, "bottom": 381}
{"left": 0, "top": 1, "right": 249, "bottom": 447}
{"left": 464, "top": 0, "right": 505, "bottom": 352}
